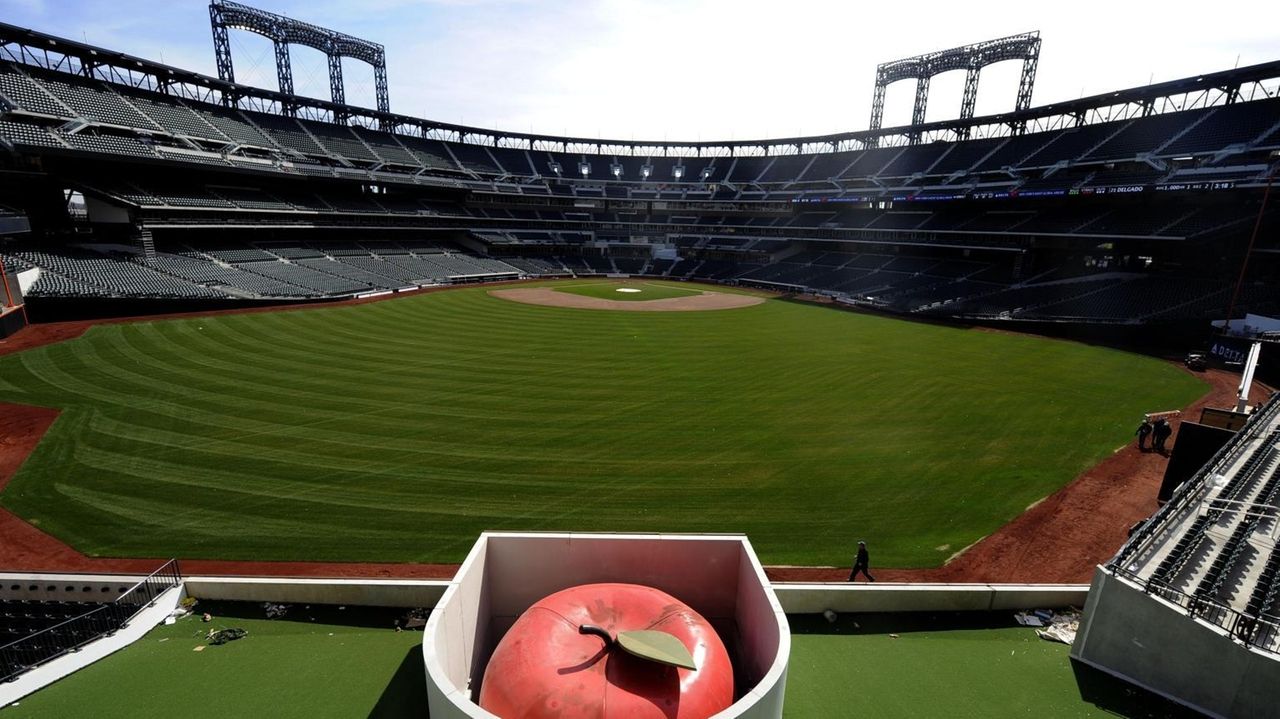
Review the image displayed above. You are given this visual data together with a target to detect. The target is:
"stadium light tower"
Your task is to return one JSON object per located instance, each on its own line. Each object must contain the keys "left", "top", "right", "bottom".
{"left": 208, "top": 1, "right": 390, "bottom": 115}
{"left": 868, "top": 32, "right": 1041, "bottom": 144}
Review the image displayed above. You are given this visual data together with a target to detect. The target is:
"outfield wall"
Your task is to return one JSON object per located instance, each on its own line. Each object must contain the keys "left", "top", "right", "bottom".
{"left": 0, "top": 572, "right": 1087, "bottom": 613}
{"left": 773, "top": 583, "right": 1088, "bottom": 613}
{"left": 22, "top": 295, "right": 341, "bottom": 323}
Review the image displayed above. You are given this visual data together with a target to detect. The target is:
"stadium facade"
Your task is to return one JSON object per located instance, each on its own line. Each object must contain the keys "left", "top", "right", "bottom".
{"left": 0, "top": 21, "right": 1275, "bottom": 341}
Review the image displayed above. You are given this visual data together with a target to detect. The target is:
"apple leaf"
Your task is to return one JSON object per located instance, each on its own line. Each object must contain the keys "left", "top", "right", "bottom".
{"left": 616, "top": 630, "right": 697, "bottom": 670}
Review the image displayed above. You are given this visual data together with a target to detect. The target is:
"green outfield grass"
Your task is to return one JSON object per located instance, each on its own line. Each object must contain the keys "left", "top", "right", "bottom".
{"left": 0, "top": 280, "right": 1205, "bottom": 566}
{"left": 553, "top": 279, "right": 707, "bottom": 301}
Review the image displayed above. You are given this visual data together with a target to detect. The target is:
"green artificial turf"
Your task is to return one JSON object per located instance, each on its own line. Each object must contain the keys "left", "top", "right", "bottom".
{"left": 0, "top": 602, "right": 426, "bottom": 719}
{"left": 6, "top": 609, "right": 1195, "bottom": 718}
{"left": 553, "top": 279, "right": 707, "bottom": 301}
{"left": 784, "top": 612, "right": 1200, "bottom": 718}
{"left": 0, "top": 281, "right": 1205, "bottom": 565}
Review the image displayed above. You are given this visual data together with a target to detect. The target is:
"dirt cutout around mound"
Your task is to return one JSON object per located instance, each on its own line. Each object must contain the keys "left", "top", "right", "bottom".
{"left": 490, "top": 286, "right": 765, "bottom": 311}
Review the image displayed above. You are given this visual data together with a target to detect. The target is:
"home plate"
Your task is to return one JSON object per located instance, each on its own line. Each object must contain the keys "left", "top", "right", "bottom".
{"left": 616, "top": 288, "right": 642, "bottom": 293}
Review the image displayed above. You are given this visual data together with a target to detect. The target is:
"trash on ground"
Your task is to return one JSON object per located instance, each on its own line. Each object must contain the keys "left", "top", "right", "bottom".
{"left": 1017, "top": 609, "right": 1081, "bottom": 644}
{"left": 397, "top": 607, "right": 429, "bottom": 630}
{"left": 263, "top": 602, "right": 289, "bottom": 619}
{"left": 207, "top": 628, "right": 248, "bottom": 645}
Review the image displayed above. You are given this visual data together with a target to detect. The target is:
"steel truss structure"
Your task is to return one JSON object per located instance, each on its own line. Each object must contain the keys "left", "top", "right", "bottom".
{"left": 208, "top": 1, "right": 389, "bottom": 116}
{"left": 0, "top": 22, "right": 1277, "bottom": 159}
{"left": 869, "top": 32, "right": 1041, "bottom": 144}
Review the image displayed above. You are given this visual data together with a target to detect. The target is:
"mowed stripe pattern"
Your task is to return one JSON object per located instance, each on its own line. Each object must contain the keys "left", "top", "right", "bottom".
{"left": 0, "top": 283, "right": 1206, "bottom": 566}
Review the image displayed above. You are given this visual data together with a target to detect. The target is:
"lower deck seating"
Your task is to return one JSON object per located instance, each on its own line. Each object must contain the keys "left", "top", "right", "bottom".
{"left": 1, "top": 599, "right": 123, "bottom": 681}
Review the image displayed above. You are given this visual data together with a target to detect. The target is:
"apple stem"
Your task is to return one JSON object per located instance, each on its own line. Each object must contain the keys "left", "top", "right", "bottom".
{"left": 578, "top": 624, "right": 614, "bottom": 647}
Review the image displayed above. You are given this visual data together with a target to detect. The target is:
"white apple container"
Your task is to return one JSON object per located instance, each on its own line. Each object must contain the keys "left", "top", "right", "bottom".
{"left": 423, "top": 532, "right": 790, "bottom": 718}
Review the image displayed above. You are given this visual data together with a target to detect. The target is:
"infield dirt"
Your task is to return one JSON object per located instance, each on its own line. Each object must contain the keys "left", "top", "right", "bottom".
{"left": 490, "top": 286, "right": 765, "bottom": 311}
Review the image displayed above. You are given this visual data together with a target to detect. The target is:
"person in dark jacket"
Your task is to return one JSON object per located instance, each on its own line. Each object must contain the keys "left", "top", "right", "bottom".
{"left": 848, "top": 541, "right": 875, "bottom": 582}
{"left": 1135, "top": 420, "right": 1153, "bottom": 451}
{"left": 1153, "top": 418, "right": 1173, "bottom": 453}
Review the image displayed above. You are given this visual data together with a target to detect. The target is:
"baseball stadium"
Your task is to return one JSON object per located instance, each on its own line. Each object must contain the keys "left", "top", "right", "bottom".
{"left": 0, "top": 4, "right": 1277, "bottom": 717}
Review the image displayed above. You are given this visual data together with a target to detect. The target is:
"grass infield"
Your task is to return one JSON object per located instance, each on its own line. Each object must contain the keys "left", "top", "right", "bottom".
{"left": 553, "top": 279, "right": 707, "bottom": 302}
{"left": 0, "top": 280, "right": 1205, "bottom": 566}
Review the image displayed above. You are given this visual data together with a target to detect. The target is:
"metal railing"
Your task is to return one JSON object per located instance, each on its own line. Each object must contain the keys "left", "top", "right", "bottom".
{"left": 1110, "top": 565, "right": 1280, "bottom": 657}
{"left": 0, "top": 559, "right": 181, "bottom": 683}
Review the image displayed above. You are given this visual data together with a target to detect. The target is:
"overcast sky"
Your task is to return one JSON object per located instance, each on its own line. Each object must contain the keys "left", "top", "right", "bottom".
{"left": 6, "top": 0, "right": 1277, "bottom": 141}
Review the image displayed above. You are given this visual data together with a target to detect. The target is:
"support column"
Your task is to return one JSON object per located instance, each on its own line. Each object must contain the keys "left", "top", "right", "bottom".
{"left": 274, "top": 40, "right": 294, "bottom": 97}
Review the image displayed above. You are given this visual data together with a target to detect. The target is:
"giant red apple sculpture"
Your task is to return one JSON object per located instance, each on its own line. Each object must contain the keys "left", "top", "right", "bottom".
{"left": 479, "top": 583, "right": 734, "bottom": 719}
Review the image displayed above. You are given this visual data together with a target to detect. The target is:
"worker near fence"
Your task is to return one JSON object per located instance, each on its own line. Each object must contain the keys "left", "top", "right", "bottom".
{"left": 1153, "top": 418, "right": 1173, "bottom": 453}
{"left": 1135, "top": 419, "right": 1153, "bottom": 451}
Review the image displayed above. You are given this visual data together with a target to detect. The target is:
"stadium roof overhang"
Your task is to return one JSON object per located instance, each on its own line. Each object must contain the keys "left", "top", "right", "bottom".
{"left": 1, "top": 21, "right": 1278, "bottom": 156}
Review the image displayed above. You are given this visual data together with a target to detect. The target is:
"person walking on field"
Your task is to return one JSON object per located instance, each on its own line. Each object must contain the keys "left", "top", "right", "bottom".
{"left": 848, "top": 541, "right": 875, "bottom": 582}
{"left": 1135, "top": 419, "right": 1153, "bottom": 451}
{"left": 1153, "top": 418, "right": 1173, "bottom": 453}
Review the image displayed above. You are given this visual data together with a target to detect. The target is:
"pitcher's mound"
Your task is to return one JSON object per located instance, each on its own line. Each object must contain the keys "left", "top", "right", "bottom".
{"left": 490, "top": 287, "right": 765, "bottom": 312}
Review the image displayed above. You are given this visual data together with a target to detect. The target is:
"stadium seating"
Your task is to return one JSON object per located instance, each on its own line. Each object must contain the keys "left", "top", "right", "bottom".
{"left": 301, "top": 120, "right": 380, "bottom": 163}
{"left": 0, "top": 119, "right": 63, "bottom": 148}
{"left": 59, "top": 131, "right": 157, "bottom": 158}
{"left": 0, "top": 52, "right": 1275, "bottom": 324}
{"left": 36, "top": 75, "right": 158, "bottom": 129}
{"left": 0, "top": 599, "right": 124, "bottom": 681}
{"left": 244, "top": 113, "right": 326, "bottom": 156}
{"left": 125, "top": 92, "right": 226, "bottom": 141}
{"left": 15, "top": 249, "right": 227, "bottom": 299}
{"left": 0, "top": 66, "right": 69, "bottom": 117}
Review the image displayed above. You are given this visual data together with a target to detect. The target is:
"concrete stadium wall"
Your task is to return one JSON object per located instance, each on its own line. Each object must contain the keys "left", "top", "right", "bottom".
{"left": 773, "top": 583, "right": 1088, "bottom": 614}
{"left": 1, "top": 573, "right": 1087, "bottom": 614}
{"left": 1072, "top": 568, "right": 1280, "bottom": 719}
{"left": 0, "top": 572, "right": 151, "bottom": 602}
{"left": 183, "top": 576, "right": 448, "bottom": 608}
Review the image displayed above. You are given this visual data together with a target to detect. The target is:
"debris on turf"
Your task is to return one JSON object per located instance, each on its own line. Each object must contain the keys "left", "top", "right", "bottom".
{"left": 263, "top": 602, "right": 289, "bottom": 619}
{"left": 397, "top": 608, "right": 429, "bottom": 631}
{"left": 207, "top": 628, "right": 248, "bottom": 645}
{"left": 1015, "top": 609, "right": 1081, "bottom": 644}
{"left": 1036, "top": 610, "right": 1081, "bottom": 645}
